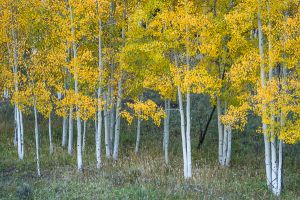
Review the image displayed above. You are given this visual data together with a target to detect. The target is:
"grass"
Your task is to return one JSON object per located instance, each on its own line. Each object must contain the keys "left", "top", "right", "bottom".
{"left": 0, "top": 106, "right": 299, "bottom": 199}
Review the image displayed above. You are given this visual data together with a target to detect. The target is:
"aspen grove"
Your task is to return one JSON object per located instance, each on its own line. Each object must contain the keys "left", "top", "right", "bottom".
{"left": 0, "top": 0, "right": 299, "bottom": 198}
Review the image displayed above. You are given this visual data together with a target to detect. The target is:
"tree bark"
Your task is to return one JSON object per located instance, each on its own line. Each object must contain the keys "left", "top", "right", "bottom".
{"left": 163, "top": 100, "right": 170, "bottom": 164}
{"left": 48, "top": 113, "right": 54, "bottom": 154}
{"left": 258, "top": 0, "right": 272, "bottom": 189}
{"left": 113, "top": 79, "right": 122, "bottom": 161}
{"left": 62, "top": 116, "right": 68, "bottom": 147}
{"left": 103, "top": 92, "right": 111, "bottom": 158}
{"left": 69, "top": 3, "right": 82, "bottom": 171}
{"left": 178, "top": 86, "right": 188, "bottom": 178}
{"left": 68, "top": 107, "right": 73, "bottom": 155}
{"left": 135, "top": 117, "right": 141, "bottom": 154}
{"left": 33, "top": 97, "right": 41, "bottom": 177}
{"left": 82, "top": 120, "right": 87, "bottom": 153}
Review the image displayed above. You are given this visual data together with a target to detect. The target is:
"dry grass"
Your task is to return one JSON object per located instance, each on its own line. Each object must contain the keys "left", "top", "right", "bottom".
{"left": 0, "top": 109, "right": 299, "bottom": 199}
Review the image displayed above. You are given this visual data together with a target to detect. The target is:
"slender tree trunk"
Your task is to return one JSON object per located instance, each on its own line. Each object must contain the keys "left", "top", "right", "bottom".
{"left": 68, "top": 107, "right": 73, "bottom": 155}
{"left": 33, "top": 97, "right": 41, "bottom": 177}
{"left": 96, "top": 108, "right": 102, "bottom": 168}
{"left": 12, "top": 25, "right": 23, "bottom": 160}
{"left": 16, "top": 107, "right": 22, "bottom": 160}
{"left": 19, "top": 109, "right": 24, "bottom": 159}
{"left": 62, "top": 116, "right": 68, "bottom": 147}
{"left": 69, "top": 4, "right": 82, "bottom": 171}
{"left": 163, "top": 100, "right": 170, "bottom": 164}
{"left": 113, "top": 80, "right": 122, "bottom": 161}
{"left": 217, "top": 97, "right": 223, "bottom": 164}
{"left": 110, "top": 105, "right": 115, "bottom": 152}
{"left": 224, "top": 125, "right": 232, "bottom": 166}
{"left": 13, "top": 106, "right": 17, "bottom": 146}
{"left": 258, "top": 0, "right": 272, "bottom": 189}
{"left": 135, "top": 117, "right": 141, "bottom": 154}
{"left": 277, "top": 140, "right": 283, "bottom": 195}
{"left": 48, "top": 113, "right": 54, "bottom": 154}
{"left": 186, "top": 91, "right": 192, "bottom": 178}
{"left": 82, "top": 120, "right": 87, "bottom": 153}
{"left": 103, "top": 92, "right": 111, "bottom": 158}
{"left": 178, "top": 86, "right": 188, "bottom": 178}
{"left": 96, "top": 3, "right": 104, "bottom": 165}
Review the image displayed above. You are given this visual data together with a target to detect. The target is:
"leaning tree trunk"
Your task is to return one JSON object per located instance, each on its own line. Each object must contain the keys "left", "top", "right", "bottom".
{"left": 33, "top": 97, "right": 41, "bottom": 177}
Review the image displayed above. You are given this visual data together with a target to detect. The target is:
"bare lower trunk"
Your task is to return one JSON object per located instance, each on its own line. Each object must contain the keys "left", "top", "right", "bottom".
{"left": 221, "top": 125, "right": 232, "bottom": 167}
{"left": 178, "top": 86, "right": 188, "bottom": 178}
{"left": 217, "top": 97, "right": 223, "bottom": 164}
{"left": 13, "top": 106, "right": 17, "bottom": 146}
{"left": 135, "top": 117, "right": 141, "bottom": 154}
{"left": 33, "top": 98, "right": 41, "bottom": 177}
{"left": 16, "top": 107, "right": 23, "bottom": 160}
{"left": 48, "top": 114, "right": 54, "bottom": 154}
{"left": 76, "top": 114, "right": 82, "bottom": 171}
{"left": 19, "top": 109, "right": 24, "bottom": 159}
{"left": 82, "top": 120, "right": 87, "bottom": 153}
{"left": 96, "top": 108, "right": 102, "bottom": 168}
{"left": 186, "top": 91, "right": 192, "bottom": 178}
{"left": 113, "top": 80, "right": 122, "bottom": 161}
{"left": 103, "top": 93, "right": 111, "bottom": 158}
{"left": 276, "top": 140, "right": 283, "bottom": 196}
{"left": 68, "top": 107, "right": 73, "bottom": 155}
{"left": 163, "top": 100, "right": 170, "bottom": 164}
{"left": 62, "top": 116, "right": 68, "bottom": 147}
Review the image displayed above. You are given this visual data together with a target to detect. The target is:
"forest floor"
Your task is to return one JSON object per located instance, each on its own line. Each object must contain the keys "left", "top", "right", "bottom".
{"left": 0, "top": 117, "right": 299, "bottom": 200}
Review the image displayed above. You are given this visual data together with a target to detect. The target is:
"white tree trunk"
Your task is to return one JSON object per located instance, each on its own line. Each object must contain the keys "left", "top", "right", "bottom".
{"left": 163, "top": 100, "right": 170, "bottom": 164}
{"left": 110, "top": 103, "right": 115, "bottom": 152}
{"left": 113, "top": 80, "right": 122, "bottom": 161}
{"left": 258, "top": 1, "right": 272, "bottom": 189}
{"left": 48, "top": 114, "right": 54, "bottom": 154}
{"left": 62, "top": 116, "right": 68, "bottom": 147}
{"left": 178, "top": 86, "right": 188, "bottom": 178}
{"left": 217, "top": 97, "right": 223, "bottom": 164}
{"left": 135, "top": 117, "right": 141, "bottom": 154}
{"left": 103, "top": 93, "right": 110, "bottom": 158}
{"left": 19, "top": 109, "right": 24, "bottom": 159}
{"left": 13, "top": 106, "right": 17, "bottom": 146}
{"left": 69, "top": 4, "right": 82, "bottom": 171}
{"left": 33, "top": 98, "right": 41, "bottom": 177}
{"left": 276, "top": 140, "right": 283, "bottom": 196}
{"left": 96, "top": 6, "right": 104, "bottom": 166}
{"left": 12, "top": 26, "right": 23, "bottom": 160}
{"left": 82, "top": 120, "right": 87, "bottom": 153}
{"left": 186, "top": 91, "right": 192, "bottom": 178}
{"left": 68, "top": 107, "right": 73, "bottom": 155}
{"left": 16, "top": 107, "right": 22, "bottom": 160}
{"left": 96, "top": 109, "right": 102, "bottom": 168}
